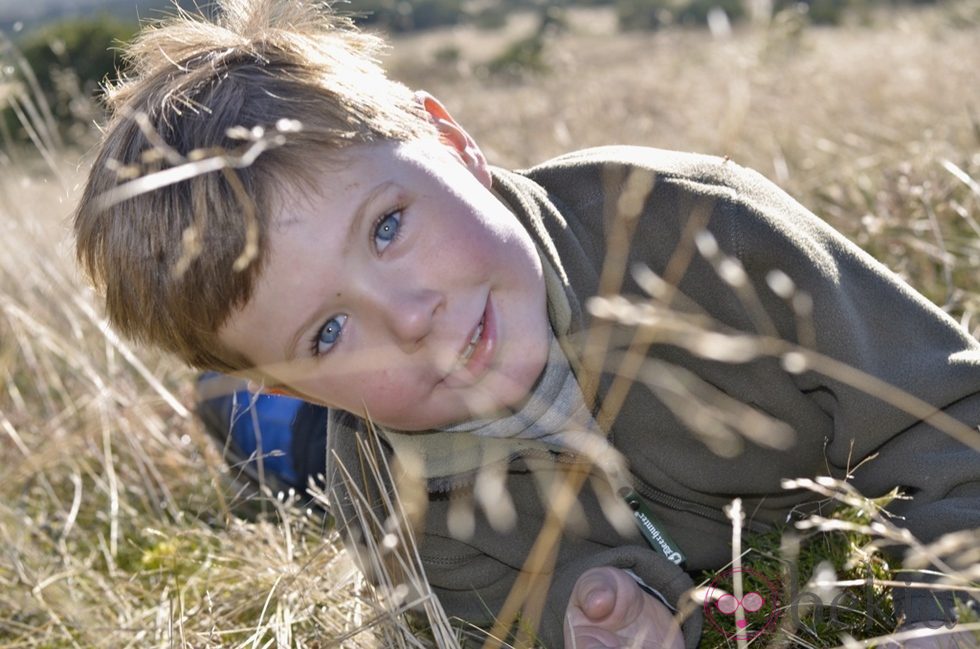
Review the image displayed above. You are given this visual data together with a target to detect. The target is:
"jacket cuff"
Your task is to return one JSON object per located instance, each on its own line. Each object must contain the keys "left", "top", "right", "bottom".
{"left": 540, "top": 545, "right": 702, "bottom": 648}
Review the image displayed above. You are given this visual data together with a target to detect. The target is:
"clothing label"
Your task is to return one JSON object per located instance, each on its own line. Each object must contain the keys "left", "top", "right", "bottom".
{"left": 620, "top": 488, "right": 687, "bottom": 567}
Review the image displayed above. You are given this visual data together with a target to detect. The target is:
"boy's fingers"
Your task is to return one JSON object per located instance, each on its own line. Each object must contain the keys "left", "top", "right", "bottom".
{"left": 574, "top": 567, "right": 645, "bottom": 625}
{"left": 581, "top": 584, "right": 617, "bottom": 621}
{"left": 567, "top": 626, "right": 623, "bottom": 649}
{"left": 572, "top": 568, "right": 622, "bottom": 622}
{"left": 566, "top": 566, "right": 685, "bottom": 649}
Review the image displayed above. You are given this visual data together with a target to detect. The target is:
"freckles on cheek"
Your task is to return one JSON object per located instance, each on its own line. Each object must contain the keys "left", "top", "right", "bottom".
{"left": 362, "top": 367, "right": 394, "bottom": 395}
{"left": 362, "top": 373, "right": 421, "bottom": 420}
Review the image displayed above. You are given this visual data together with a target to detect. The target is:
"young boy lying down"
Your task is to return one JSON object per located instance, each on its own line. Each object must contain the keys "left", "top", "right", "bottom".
{"left": 73, "top": 1, "right": 979, "bottom": 646}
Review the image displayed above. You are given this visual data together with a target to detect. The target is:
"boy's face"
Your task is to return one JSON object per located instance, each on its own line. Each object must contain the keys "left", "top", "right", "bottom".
{"left": 219, "top": 112, "right": 550, "bottom": 431}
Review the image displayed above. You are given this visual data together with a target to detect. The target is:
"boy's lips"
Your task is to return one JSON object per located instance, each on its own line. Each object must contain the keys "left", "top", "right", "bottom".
{"left": 442, "top": 295, "right": 495, "bottom": 388}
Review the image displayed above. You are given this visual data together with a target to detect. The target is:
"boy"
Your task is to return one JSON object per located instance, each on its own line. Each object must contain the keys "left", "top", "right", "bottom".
{"left": 73, "top": 1, "right": 978, "bottom": 647}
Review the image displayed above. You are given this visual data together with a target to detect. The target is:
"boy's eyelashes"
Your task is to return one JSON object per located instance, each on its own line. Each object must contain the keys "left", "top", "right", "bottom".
{"left": 307, "top": 205, "right": 406, "bottom": 358}
{"left": 310, "top": 314, "right": 348, "bottom": 357}
{"left": 372, "top": 207, "right": 404, "bottom": 253}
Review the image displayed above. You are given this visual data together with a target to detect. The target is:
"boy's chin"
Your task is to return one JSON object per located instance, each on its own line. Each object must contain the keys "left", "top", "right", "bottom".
{"left": 386, "top": 371, "right": 546, "bottom": 432}
{"left": 443, "top": 365, "right": 550, "bottom": 426}
{"left": 386, "top": 395, "right": 519, "bottom": 432}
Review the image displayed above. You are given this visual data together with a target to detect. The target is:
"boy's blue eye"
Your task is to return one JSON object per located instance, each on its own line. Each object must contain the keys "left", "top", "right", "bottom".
{"left": 313, "top": 314, "right": 347, "bottom": 356}
{"left": 374, "top": 210, "right": 401, "bottom": 252}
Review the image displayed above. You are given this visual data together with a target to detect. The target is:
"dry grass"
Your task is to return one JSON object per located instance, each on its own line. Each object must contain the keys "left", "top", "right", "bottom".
{"left": 1, "top": 3, "right": 978, "bottom": 647}
{"left": 394, "top": 4, "right": 980, "bottom": 326}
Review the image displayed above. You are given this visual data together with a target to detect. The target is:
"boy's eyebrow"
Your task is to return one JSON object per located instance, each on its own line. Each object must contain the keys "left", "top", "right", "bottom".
{"left": 283, "top": 181, "right": 395, "bottom": 362}
{"left": 341, "top": 181, "right": 394, "bottom": 256}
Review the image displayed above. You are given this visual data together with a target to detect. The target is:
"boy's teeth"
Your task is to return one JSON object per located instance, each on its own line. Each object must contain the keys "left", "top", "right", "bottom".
{"left": 470, "top": 321, "right": 484, "bottom": 345}
{"left": 458, "top": 318, "right": 485, "bottom": 366}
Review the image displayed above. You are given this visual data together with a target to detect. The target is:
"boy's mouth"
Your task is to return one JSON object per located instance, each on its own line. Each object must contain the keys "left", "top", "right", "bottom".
{"left": 458, "top": 318, "right": 485, "bottom": 366}
{"left": 443, "top": 296, "right": 495, "bottom": 387}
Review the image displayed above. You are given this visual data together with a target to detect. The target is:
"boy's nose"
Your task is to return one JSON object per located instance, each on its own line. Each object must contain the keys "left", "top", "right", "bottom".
{"left": 378, "top": 287, "right": 443, "bottom": 350}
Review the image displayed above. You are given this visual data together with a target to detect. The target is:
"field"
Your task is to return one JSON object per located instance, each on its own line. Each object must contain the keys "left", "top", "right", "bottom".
{"left": 1, "top": 3, "right": 979, "bottom": 647}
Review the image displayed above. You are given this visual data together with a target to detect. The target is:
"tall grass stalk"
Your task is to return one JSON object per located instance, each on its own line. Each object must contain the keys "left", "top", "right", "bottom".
{"left": 2, "top": 4, "right": 979, "bottom": 648}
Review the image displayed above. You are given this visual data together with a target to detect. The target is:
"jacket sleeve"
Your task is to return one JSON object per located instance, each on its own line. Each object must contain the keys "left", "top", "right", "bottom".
{"left": 325, "top": 413, "right": 703, "bottom": 648}
{"left": 697, "top": 159, "right": 980, "bottom": 624}
{"left": 410, "top": 517, "right": 703, "bottom": 648}
{"left": 542, "top": 545, "right": 701, "bottom": 648}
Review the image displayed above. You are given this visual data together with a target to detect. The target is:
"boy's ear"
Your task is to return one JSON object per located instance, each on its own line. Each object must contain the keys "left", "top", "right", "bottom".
{"left": 415, "top": 91, "right": 492, "bottom": 188}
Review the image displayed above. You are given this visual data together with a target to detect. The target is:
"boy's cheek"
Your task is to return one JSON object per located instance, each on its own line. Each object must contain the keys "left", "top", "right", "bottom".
{"left": 282, "top": 374, "right": 397, "bottom": 418}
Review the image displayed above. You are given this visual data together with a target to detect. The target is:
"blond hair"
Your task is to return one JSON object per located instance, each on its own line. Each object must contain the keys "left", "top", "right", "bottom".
{"left": 74, "top": 0, "right": 437, "bottom": 372}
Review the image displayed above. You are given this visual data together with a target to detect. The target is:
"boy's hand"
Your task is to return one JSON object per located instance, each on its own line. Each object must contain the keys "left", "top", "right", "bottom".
{"left": 563, "top": 566, "right": 684, "bottom": 649}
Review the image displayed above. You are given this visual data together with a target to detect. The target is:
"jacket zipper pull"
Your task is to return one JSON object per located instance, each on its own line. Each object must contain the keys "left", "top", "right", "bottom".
{"left": 619, "top": 487, "right": 687, "bottom": 568}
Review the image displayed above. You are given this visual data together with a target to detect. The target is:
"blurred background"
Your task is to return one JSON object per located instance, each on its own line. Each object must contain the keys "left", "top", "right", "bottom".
{"left": 2, "top": 0, "right": 976, "bottom": 315}
{"left": 0, "top": 0, "right": 977, "bottom": 646}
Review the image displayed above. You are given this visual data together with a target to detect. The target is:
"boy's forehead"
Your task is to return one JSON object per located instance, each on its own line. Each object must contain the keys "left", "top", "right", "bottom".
{"left": 268, "top": 158, "right": 360, "bottom": 229}
{"left": 267, "top": 137, "right": 454, "bottom": 230}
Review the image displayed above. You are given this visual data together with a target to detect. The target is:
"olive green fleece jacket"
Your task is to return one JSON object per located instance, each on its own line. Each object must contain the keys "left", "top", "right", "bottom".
{"left": 325, "top": 146, "right": 980, "bottom": 648}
